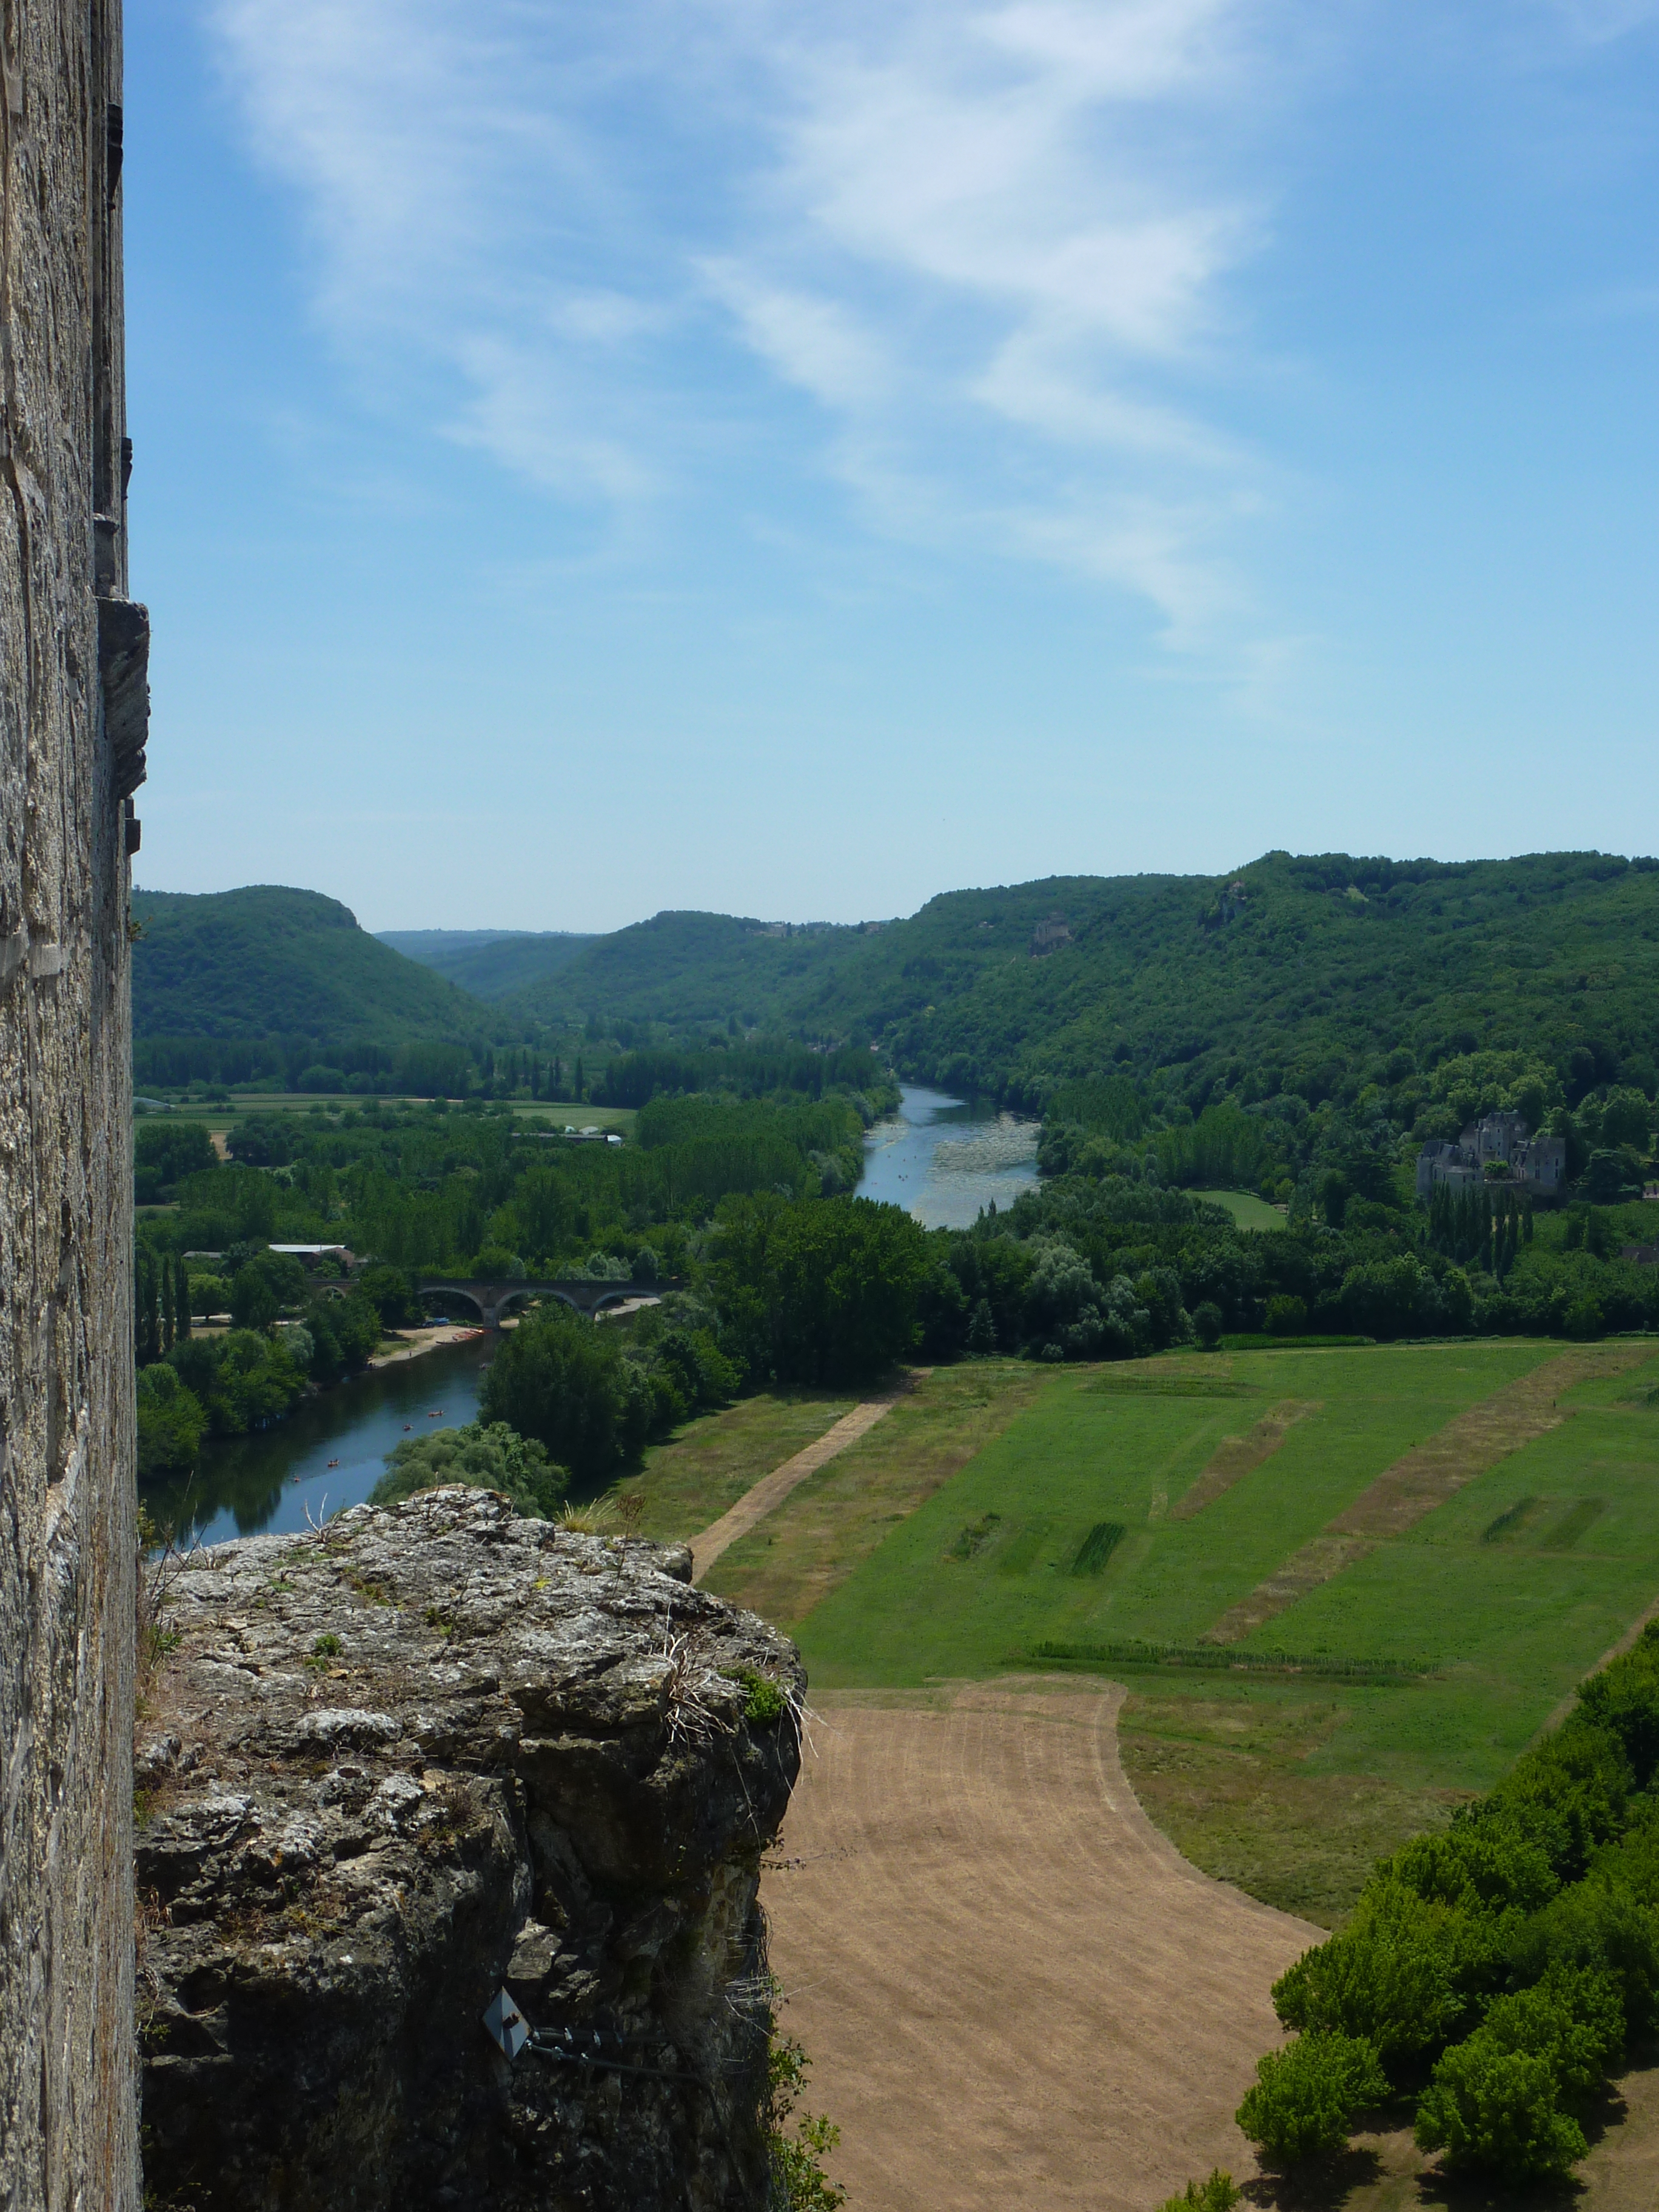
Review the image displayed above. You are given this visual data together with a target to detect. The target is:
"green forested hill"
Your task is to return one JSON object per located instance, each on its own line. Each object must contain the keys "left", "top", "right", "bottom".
{"left": 508, "top": 909, "right": 877, "bottom": 1031}
{"left": 132, "top": 888, "right": 489, "bottom": 1044}
{"left": 375, "top": 928, "right": 596, "bottom": 1001}
{"left": 855, "top": 850, "right": 1659, "bottom": 1107}
{"left": 135, "top": 851, "right": 1659, "bottom": 1114}
{"left": 526, "top": 852, "right": 1659, "bottom": 1107}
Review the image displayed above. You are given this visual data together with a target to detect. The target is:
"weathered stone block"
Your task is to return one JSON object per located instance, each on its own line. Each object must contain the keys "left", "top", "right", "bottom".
{"left": 137, "top": 1490, "right": 803, "bottom": 2211}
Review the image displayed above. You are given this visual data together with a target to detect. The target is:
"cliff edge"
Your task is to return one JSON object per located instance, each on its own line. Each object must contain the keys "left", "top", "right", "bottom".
{"left": 136, "top": 1490, "right": 804, "bottom": 2211}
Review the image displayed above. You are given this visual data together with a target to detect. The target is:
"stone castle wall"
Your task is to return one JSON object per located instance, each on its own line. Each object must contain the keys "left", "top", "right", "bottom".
{"left": 1, "top": 0, "right": 142, "bottom": 2202}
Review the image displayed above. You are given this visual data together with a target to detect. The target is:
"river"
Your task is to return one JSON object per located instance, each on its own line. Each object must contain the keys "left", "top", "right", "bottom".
{"left": 144, "top": 1083, "right": 1039, "bottom": 1547}
{"left": 859, "top": 1083, "right": 1040, "bottom": 1230}
{"left": 142, "top": 1334, "right": 495, "bottom": 1549}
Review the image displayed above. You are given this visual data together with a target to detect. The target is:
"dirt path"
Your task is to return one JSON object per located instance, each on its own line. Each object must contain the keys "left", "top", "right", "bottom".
{"left": 762, "top": 1678, "right": 1319, "bottom": 2211}
{"left": 1205, "top": 1343, "right": 1652, "bottom": 1645}
{"left": 688, "top": 1378, "right": 917, "bottom": 1581}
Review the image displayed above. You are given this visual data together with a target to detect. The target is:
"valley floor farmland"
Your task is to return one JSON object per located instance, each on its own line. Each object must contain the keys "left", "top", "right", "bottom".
{"left": 762, "top": 1678, "right": 1316, "bottom": 2212}
{"left": 765, "top": 1344, "right": 1659, "bottom": 1866}
{"left": 648, "top": 1342, "right": 1659, "bottom": 2204}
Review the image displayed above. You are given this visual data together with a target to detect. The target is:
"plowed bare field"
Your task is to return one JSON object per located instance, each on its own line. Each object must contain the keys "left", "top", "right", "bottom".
{"left": 762, "top": 1678, "right": 1321, "bottom": 2212}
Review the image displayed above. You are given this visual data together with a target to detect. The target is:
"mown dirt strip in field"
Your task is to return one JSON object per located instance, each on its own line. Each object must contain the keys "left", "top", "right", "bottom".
{"left": 688, "top": 1375, "right": 920, "bottom": 1581}
{"left": 762, "top": 1680, "right": 1320, "bottom": 2212}
{"left": 1204, "top": 1344, "right": 1654, "bottom": 1646}
{"left": 705, "top": 1363, "right": 1052, "bottom": 1627}
{"left": 1169, "top": 1399, "right": 1321, "bottom": 1521}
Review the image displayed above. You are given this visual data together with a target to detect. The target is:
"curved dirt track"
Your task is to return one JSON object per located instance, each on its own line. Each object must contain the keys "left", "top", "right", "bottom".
{"left": 762, "top": 1679, "right": 1322, "bottom": 2212}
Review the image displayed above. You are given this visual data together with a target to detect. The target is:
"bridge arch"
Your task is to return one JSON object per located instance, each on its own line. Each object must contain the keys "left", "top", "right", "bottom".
{"left": 414, "top": 1276, "right": 669, "bottom": 1327}
{"left": 420, "top": 1282, "right": 489, "bottom": 1324}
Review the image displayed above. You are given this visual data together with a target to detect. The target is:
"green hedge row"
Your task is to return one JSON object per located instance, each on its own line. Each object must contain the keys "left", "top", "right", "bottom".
{"left": 1025, "top": 1640, "right": 1435, "bottom": 1684}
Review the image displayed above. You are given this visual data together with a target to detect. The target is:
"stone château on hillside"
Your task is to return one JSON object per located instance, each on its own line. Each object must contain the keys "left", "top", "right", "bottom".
{"left": 1416, "top": 1111, "right": 1567, "bottom": 1203}
{"left": 1, "top": 0, "right": 144, "bottom": 2204}
{"left": 1030, "top": 913, "right": 1072, "bottom": 956}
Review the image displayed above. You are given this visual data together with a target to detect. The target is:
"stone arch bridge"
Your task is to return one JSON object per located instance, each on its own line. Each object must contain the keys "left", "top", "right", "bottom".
{"left": 417, "top": 1278, "right": 668, "bottom": 1329}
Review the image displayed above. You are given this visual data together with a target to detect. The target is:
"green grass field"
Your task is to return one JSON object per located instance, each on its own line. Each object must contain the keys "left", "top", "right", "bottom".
{"left": 1191, "top": 1187, "right": 1287, "bottom": 1231}
{"left": 615, "top": 1389, "right": 858, "bottom": 1542}
{"left": 708, "top": 1340, "right": 1659, "bottom": 1919}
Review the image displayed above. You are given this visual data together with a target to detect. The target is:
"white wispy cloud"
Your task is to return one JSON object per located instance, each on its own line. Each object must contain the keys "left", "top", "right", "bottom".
{"left": 1538, "top": 0, "right": 1659, "bottom": 41}
{"left": 206, "top": 0, "right": 1292, "bottom": 638}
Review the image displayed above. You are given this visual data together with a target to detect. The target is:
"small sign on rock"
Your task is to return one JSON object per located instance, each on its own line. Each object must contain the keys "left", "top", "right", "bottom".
{"left": 482, "top": 1986, "right": 530, "bottom": 2060}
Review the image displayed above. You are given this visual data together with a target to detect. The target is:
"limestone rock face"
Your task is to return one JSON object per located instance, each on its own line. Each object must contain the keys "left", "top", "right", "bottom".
{"left": 138, "top": 1490, "right": 804, "bottom": 2211}
{"left": 1, "top": 0, "right": 140, "bottom": 2204}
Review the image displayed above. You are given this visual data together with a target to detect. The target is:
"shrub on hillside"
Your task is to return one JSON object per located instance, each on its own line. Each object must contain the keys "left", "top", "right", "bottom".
{"left": 1235, "top": 2031, "right": 1388, "bottom": 2165}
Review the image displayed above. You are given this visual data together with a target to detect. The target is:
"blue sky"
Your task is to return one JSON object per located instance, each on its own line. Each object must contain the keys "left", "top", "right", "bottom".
{"left": 128, "top": 0, "right": 1659, "bottom": 932}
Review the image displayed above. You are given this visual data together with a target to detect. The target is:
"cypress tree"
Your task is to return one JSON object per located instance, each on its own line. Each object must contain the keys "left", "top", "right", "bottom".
{"left": 161, "top": 1252, "right": 176, "bottom": 1351}
{"left": 135, "top": 1250, "right": 159, "bottom": 1365}
{"left": 174, "top": 1255, "right": 192, "bottom": 1341}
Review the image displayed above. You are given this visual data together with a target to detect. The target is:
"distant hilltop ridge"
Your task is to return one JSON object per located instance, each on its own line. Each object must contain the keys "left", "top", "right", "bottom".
{"left": 135, "top": 853, "right": 1659, "bottom": 1123}
{"left": 130, "top": 886, "right": 488, "bottom": 1045}
{"left": 423, "top": 850, "right": 1659, "bottom": 1117}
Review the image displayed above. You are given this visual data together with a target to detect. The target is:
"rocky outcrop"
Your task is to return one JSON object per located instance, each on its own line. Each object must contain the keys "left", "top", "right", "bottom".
{"left": 1, "top": 1, "right": 140, "bottom": 2204}
{"left": 136, "top": 1490, "right": 804, "bottom": 2211}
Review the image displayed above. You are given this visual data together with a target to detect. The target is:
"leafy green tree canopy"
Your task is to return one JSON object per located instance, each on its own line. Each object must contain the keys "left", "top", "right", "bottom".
{"left": 1236, "top": 2033, "right": 1389, "bottom": 2167}
{"left": 479, "top": 1304, "right": 633, "bottom": 1482}
{"left": 372, "top": 1420, "right": 568, "bottom": 1520}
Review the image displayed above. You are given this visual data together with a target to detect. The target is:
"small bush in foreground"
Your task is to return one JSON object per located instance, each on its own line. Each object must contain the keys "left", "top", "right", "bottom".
{"left": 1155, "top": 2170, "right": 1241, "bottom": 2211}
{"left": 766, "top": 2029, "right": 845, "bottom": 2211}
{"left": 1236, "top": 2032, "right": 1388, "bottom": 2165}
